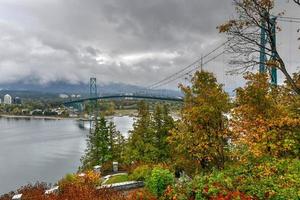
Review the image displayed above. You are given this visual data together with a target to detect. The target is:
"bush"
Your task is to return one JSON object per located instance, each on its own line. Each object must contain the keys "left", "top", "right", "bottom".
{"left": 161, "top": 183, "right": 194, "bottom": 200}
{"left": 129, "top": 164, "right": 152, "bottom": 181}
{"left": 58, "top": 171, "right": 101, "bottom": 191}
{"left": 0, "top": 183, "right": 127, "bottom": 200}
{"left": 127, "top": 188, "right": 157, "bottom": 200}
{"left": 191, "top": 158, "right": 300, "bottom": 200}
{"left": 236, "top": 158, "right": 300, "bottom": 199}
{"left": 0, "top": 183, "right": 50, "bottom": 200}
{"left": 17, "top": 183, "right": 48, "bottom": 200}
{"left": 146, "top": 167, "right": 175, "bottom": 197}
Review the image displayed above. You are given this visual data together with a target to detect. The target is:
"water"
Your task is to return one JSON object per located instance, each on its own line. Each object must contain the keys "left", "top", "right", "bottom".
{"left": 0, "top": 116, "right": 134, "bottom": 194}
{"left": 109, "top": 116, "right": 135, "bottom": 138}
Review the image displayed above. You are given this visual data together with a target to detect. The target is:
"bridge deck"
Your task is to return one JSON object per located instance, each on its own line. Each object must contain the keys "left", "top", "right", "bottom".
{"left": 64, "top": 94, "right": 183, "bottom": 105}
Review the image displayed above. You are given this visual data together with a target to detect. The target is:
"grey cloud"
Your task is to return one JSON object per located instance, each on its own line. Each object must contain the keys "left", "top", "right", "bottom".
{"left": 0, "top": 0, "right": 298, "bottom": 91}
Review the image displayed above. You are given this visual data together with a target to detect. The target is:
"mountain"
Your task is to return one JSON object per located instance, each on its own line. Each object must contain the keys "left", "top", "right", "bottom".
{"left": 0, "top": 81, "right": 182, "bottom": 98}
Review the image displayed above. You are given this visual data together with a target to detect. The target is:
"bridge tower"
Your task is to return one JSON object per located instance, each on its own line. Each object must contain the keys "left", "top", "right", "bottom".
{"left": 88, "top": 77, "right": 98, "bottom": 132}
{"left": 90, "top": 77, "right": 97, "bottom": 97}
{"left": 259, "top": 16, "right": 277, "bottom": 85}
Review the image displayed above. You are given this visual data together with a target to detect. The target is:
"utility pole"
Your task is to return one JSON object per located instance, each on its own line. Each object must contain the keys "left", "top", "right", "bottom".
{"left": 200, "top": 55, "right": 203, "bottom": 72}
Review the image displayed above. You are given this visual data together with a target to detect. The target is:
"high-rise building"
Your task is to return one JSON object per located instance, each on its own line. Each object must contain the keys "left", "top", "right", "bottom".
{"left": 4, "top": 94, "right": 12, "bottom": 104}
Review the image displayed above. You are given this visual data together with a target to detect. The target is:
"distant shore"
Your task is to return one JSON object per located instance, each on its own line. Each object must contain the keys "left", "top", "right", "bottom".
{"left": 0, "top": 114, "right": 68, "bottom": 120}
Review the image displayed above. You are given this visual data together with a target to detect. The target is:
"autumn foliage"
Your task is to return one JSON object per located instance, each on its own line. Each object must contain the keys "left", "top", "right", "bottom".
{"left": 169, "top": 71, "right": 231, "bottom": 171}
{"left": 231, "top": 73, "right": 300, "bottom": 159}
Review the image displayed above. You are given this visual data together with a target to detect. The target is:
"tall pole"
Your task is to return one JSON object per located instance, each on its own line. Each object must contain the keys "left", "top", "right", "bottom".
{"left": 200, "top": 55, "right": 203, "bottom": 72}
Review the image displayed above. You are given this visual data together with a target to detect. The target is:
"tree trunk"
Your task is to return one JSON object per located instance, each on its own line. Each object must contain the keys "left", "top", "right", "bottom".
{"left": 277, "top": 56, "right": 300, "bottom": 95}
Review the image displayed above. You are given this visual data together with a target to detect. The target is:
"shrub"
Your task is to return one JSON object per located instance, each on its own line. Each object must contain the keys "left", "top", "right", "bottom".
{"left": 58, "top": 170, "right": 100, "bottom": 190}
{"left": 0, "top": 183, "right": 50, "bottom": 200}
{"left": 161, "top": 183, "right": 194, "bottom": 200}
{"left": 127, "top": 188, "right": 157, "bottom": 200}
{"left": 146, "top": 167, "right": 175, "bottom": 197}
{"left": 0, "top": 194, "right": 13, "bottom": 200}
{"left": 236, "top": 158, "right": 300, "bottom": 199}
{"left": 129, "top": 164, "right": 152, "bottom": 181}
{"left": 191, "top": 158, "right": 300, "bottom": 200}
{"left": 100, "top": 161, "right": 114, "bottom": 175}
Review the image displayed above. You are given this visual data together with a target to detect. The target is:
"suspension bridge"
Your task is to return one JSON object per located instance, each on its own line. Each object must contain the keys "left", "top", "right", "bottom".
{"left": 64, "top": 94, "right": 183, "bottom": 106}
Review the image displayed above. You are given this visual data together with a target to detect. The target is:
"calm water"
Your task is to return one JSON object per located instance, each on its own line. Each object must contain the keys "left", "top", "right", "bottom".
{"left": 0, "top": 116, "right": 134, "bottom": 194}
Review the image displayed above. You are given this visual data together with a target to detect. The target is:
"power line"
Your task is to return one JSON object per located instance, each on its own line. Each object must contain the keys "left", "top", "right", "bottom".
{"left": 148, "top": 40, "right": 229, "bottom": 89}
{"left": 151, "top": 51, "right": 225, "bottom": 89}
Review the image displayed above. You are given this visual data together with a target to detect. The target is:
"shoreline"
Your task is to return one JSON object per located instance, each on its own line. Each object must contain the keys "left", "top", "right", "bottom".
{"left": 0, "top": 114, "right": 71, "bottom": 120}
{"left": 0, "top": 113, "right": 136, "bottom": 121}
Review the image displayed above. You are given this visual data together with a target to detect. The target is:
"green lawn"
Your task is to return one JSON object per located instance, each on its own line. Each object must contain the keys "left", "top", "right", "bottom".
{"left": 105, "top": 174, "right": 129, "bottom": 184}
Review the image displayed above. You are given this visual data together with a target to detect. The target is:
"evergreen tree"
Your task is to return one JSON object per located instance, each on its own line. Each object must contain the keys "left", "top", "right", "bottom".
{"left": 126, "top": 101, "right": 158, "bottom": 163}
{"left": 80, "top": 116, "right": 111, "bottom": 170}
{"left": 152, "top": 104, "right": 174, "bottom": 162}
{"left": 108, "top": 121, "right": 126, "bottom": 162}
{"left": 125, "top": 101, "right": 175, "bottom": 164}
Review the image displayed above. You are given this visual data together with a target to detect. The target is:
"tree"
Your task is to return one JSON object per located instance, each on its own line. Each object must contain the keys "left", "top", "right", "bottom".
{"left": 219, "top": 0, "right": 300, "bottom": 95}
{"left": 152, "top": 104, "right": 174, "bottom": 161}
{"left": 230, "top": 72, "right": 300, "bottom": 160}
{"left": 81, "top": 116, "right": 111, "bottom": 170}
{"left": 125, "top": 101, "right": 158, "bottom": 163}
{"left": 169, "top": 71, "right": 231, "bottom": 170}
{"left": 125, "top": 101, "right": 174, "bottom": 164}
{"left": 108, "top": 121, "right": 126, "bottom": 162}
{"left": 294, "top": 0, "right": 300, "bottom": 6}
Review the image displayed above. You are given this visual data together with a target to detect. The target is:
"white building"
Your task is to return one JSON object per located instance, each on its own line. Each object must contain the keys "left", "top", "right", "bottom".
{"left": 59, "top": 94, "right": 69, "bottom": 99}
{"left": 4, "top": 94, "right": 12, "bottom": 104}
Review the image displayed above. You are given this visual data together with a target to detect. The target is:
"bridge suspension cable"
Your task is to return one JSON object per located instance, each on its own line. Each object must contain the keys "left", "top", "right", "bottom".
{"left": 150, "top": 51, "right": 226, "bottom": 89}
{"left": 147, "top": 40, "right": 229, "bottom": 89}
{"left": 277, "top": 19, "right": 300, "bottom": 24}
{"left": 277, "top": 16, "right": 300, "bottom": 24}
{"left": 148, "top": 15, "right": 299, "bottom": 90}
{"left": 277, "top": 16, "right": 300, "bottom": 21}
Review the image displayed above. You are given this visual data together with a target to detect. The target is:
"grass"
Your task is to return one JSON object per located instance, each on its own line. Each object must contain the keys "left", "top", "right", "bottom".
{"left": 105, "top": 174, "right": 129, "bottom": 184}
{"left": 109, "top": 109, "right": 138, "bottom": 117}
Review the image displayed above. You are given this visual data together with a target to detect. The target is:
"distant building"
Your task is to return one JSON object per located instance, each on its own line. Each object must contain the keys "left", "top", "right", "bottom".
{"left": 3, "top": 94, "right": 12, "bottom": 104}
{"left": 59, "top": 94, "right": 69, "bottom": 99}
{"left": 0, "top": 98, "right": 2, "bottom": 104}
{"left": 13, "top": 97, "right": 22, "bottom": 104}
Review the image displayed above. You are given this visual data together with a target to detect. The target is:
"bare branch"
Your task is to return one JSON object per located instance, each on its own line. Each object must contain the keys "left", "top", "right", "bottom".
{"left": 294, "top": 0, "right": 300, "bottom": 6}
{"left": 220, "top": 0, "right": 300, "bottom": 95}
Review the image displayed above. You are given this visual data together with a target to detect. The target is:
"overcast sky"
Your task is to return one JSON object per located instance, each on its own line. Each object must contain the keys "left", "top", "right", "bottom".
{"left": 0, "top": 0, "right": 299, "bottom": 91}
